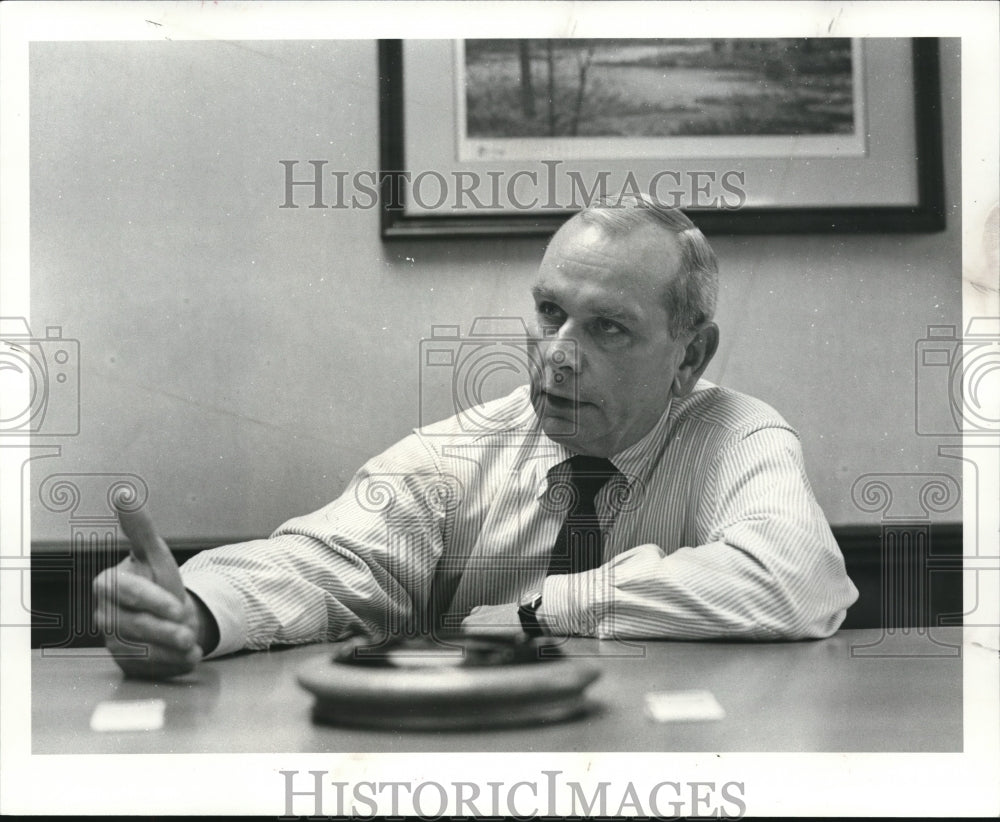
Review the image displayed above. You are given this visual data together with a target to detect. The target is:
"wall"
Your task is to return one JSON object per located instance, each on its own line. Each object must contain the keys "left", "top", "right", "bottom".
{"left": 28, "top": 39, "right": 962, "bottom": 542}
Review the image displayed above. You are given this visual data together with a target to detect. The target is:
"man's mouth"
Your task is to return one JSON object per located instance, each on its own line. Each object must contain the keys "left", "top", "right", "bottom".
{"left": 541, "top": 390, "right": 584, "bottom": 411}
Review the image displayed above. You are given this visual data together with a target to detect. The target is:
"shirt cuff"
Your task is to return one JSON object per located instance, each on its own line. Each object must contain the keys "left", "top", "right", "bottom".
{"left": 181, "top": 569, "right": 249, "bottom": 659}
{"left": 539, "top": 569, "right": 604, "bottom": 636}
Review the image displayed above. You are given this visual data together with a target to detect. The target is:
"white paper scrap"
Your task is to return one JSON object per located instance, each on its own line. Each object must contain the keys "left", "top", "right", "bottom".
{"left": 645, "top": 689, "right": 725, "bottom": 722}
{"left": 90, "top": 699, "right": 166, "bottom": 732}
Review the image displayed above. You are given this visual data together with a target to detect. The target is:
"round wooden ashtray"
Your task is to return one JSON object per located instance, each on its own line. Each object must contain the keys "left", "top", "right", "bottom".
{"left": 297, "top": 634, "right": 601, "bottom": 730}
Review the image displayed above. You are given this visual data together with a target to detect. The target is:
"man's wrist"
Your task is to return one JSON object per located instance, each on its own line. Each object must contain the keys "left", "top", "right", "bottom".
{"left": 517, "top": 591, "right": 544, "bottom": 637}
{"left": 188, "top": 590, "right": 220, "bottom": 655}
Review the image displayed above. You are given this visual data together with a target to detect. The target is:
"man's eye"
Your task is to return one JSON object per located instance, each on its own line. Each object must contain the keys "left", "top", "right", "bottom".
{"left": 537, "top": 302, "right": 564, "bottom": 321}
{"left": 596, "top": 318, "right": 625, "bottom": 336}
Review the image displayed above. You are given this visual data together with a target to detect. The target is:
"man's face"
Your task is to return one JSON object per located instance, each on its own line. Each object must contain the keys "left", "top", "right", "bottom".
{"left": 529, "top": 218, "right": 692, "bottom": 457}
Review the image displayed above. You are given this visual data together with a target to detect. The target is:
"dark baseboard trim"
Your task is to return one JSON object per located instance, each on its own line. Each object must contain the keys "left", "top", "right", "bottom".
{"left": 835, "top": 522, "right": 962, "bottom": 630}
{"left": 27, "top": 524, "right": 963, "bottom": 648}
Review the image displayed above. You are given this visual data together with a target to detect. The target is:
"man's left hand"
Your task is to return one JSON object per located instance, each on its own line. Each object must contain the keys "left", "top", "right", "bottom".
{"left": 461, "top": 602, "right": 523, "bottom": 636}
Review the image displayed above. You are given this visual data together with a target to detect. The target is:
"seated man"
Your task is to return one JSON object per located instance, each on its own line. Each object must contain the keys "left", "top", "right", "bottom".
{"left": 94, "top": 196, "right": 858, "bottom": 679}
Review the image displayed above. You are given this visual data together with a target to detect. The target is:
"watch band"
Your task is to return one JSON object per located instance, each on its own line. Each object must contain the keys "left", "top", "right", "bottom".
{"left": 517, "top": 593, "right": 544, "bottom": 637}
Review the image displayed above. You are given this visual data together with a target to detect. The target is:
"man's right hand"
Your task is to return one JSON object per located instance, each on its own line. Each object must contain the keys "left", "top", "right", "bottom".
{"left": 93, "top": 500, "right": 216, "bottom": 679}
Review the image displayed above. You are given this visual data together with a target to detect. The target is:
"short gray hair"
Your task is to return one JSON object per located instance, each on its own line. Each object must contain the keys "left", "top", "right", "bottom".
{"left": 574, "top": 194, "right": 719, "bottom": 338}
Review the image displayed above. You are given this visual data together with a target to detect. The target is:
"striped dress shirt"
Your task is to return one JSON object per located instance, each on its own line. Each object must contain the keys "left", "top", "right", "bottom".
{"left": 182, "top": 382, "right": 859, "bottom": 657}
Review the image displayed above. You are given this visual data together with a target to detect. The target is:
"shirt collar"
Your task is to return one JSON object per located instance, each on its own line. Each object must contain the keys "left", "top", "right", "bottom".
{"left": 526, "top": 428, "right": 574, "bottom": 500}
{"left": 608, "top": 396, "right": 675, "bottom": 483}
{"left": 523, "top": 393, "right": 680, "bottom": 499}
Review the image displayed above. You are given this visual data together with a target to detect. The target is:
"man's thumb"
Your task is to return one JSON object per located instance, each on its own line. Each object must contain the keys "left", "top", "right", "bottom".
{"left": 115, "top": 498, "right": 186, "bottom": 601}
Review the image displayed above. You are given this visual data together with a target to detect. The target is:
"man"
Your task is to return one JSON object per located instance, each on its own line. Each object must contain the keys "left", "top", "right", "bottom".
{"left": 94, "top": 196, "right": 858, "bottom": 680}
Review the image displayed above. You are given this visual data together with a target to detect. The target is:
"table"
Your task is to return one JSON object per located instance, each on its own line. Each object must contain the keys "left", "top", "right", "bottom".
{"left": 31, "top": 628, "right": 963, "bottom": 754}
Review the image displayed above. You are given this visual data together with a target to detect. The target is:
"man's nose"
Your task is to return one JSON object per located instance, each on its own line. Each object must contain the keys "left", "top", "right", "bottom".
{"left": 541, "top": 326, "right": 580, "bottom": 374}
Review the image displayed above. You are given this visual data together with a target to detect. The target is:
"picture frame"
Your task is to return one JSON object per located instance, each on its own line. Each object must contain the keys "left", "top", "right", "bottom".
{"left": 378, "top": 38, "right": 945, "bottom": 238}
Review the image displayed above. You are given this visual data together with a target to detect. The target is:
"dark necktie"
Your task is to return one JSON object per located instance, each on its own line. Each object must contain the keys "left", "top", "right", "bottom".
{"left": 546, "top": 455, "right": 620, "bottom": 576}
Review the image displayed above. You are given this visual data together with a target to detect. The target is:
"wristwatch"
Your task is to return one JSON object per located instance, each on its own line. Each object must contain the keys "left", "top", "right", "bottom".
{"left": 517, "top": 591, "right": 544, "bottom": 637}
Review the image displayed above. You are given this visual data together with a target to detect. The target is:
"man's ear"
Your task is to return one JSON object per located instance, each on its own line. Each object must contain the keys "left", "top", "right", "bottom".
{"left": 671, "top": 322, "right": 720, "bottom": 397}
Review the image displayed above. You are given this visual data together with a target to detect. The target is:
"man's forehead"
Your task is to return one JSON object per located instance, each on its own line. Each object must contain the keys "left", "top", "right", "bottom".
{"left": 533, "top": 219, "right": 679, "bottom": 305}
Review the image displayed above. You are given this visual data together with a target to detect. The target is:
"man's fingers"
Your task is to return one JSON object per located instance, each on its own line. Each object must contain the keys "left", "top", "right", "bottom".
{"left": 98, "top": 607, "right": 197, "bottom": 652}
{"left": 95, "top": 512, "right": 202, "bottom": 682}
{"left": 106, "top": 633, "right": 202, "bottom": 680}
{"left": 94, "top": 569, "right": 185, "bottom": 622}
{"left": 114, "top": 500, "right": 186, "bottom": 600}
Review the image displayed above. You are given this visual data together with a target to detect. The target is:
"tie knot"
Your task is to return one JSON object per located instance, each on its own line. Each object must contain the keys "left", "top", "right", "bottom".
{"left": 567, "top": 454, "right": 616, "bottom": 474}
{"left": 566, "top": 454, "right": 619, "bottom": 494}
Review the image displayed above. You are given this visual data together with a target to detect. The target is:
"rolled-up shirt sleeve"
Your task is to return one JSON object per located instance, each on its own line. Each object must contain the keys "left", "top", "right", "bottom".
{"left": 539, "top": 426, "right": 859, "bottom": 640}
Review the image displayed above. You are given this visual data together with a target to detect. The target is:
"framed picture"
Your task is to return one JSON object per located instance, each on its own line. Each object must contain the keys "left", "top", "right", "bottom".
{"left": 379, "top": 38, "right": 944, "bottom": 238}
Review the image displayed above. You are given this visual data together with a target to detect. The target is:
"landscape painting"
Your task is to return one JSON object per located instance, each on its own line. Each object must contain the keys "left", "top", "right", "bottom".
{"left": 458, "top": 38, "right": 864, "bottom": 160}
